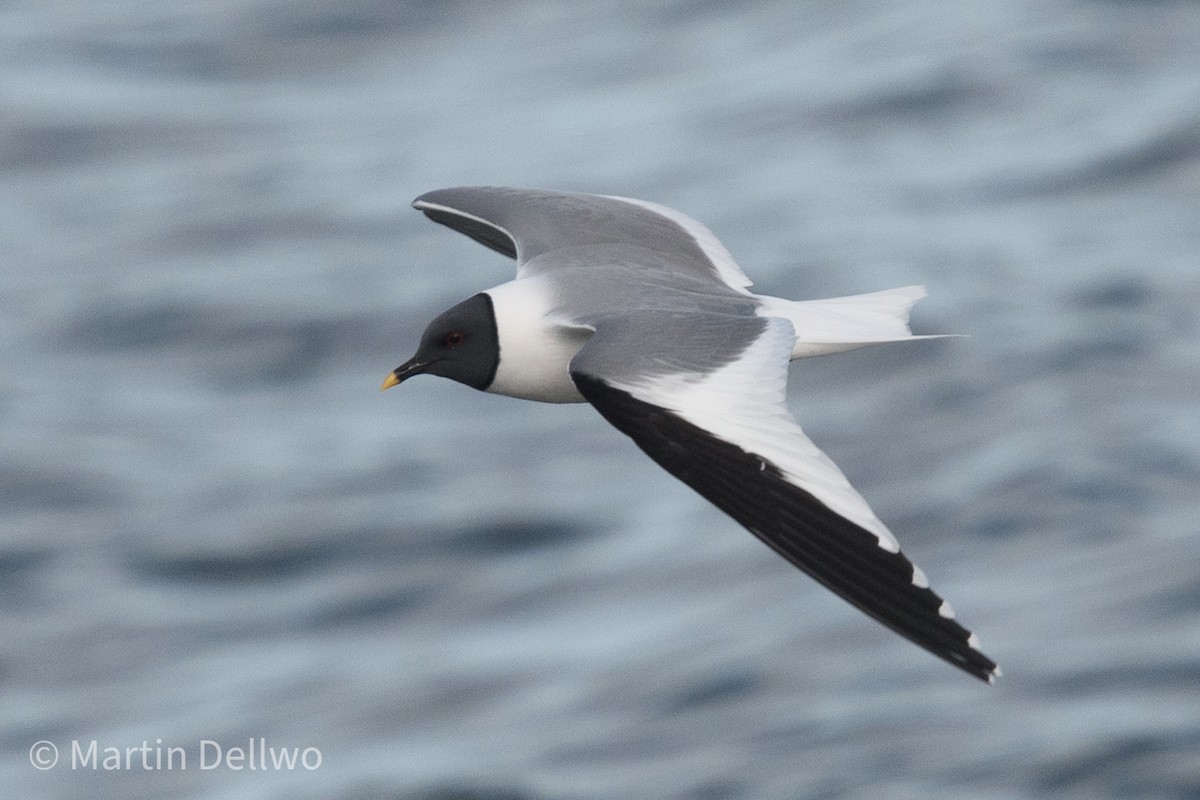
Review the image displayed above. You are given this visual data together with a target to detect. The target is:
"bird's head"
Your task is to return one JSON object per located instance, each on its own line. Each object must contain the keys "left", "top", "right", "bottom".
{"left": 382, "top": 293, "right": 499, "bottom": 391}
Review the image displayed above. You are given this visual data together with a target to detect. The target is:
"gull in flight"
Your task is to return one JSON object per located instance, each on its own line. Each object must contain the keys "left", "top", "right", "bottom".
{"left": 384, "top": 186, "right": 999, "bottom": 683}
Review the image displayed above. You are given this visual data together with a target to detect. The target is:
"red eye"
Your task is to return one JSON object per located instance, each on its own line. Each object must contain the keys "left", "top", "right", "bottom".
{"left": 443, "top": 331, "right": 465, "bottom": 347}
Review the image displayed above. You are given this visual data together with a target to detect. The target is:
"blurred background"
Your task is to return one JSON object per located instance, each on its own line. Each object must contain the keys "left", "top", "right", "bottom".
{"left": 3, "top": 1, "right": 1199, "bottom": 798}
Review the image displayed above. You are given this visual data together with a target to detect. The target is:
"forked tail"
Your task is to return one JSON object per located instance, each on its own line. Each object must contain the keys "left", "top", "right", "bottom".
{"left": 757, "top": 285, "right": 952, "bottom": 359}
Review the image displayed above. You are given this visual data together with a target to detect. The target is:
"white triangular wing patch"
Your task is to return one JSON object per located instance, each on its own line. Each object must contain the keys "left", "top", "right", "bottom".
{"left": 612, "top": 317, "right": 900, "bottom": 552}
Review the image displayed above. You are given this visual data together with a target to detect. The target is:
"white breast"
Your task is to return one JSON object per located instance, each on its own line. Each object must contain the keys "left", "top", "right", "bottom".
{"left": 484, "top": 278, "right": 592, "bottom": 403}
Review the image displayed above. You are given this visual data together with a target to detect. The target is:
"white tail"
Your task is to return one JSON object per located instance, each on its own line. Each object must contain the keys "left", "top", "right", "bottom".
{"left": 756, "top": 285, "right": 951, "bottom": 359}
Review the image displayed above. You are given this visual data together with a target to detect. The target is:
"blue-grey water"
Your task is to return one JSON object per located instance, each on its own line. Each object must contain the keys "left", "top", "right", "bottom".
{"left": 3, "top": 1, "right": 1199, "bottom": 798}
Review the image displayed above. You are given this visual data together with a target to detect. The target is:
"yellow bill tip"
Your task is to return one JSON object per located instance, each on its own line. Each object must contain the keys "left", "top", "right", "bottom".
{"left": 380, "top": 372, "right": 401, "bottom": 391}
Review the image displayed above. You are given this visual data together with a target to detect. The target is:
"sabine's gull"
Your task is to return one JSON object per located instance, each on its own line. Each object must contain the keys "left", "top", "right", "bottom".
{"left": 384, "top": 186, "right": 999, "bottom": 683}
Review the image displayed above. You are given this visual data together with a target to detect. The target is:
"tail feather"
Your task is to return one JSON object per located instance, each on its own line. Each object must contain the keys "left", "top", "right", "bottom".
{"left": 757, "top": 285, "right": 952, "bottom": 359}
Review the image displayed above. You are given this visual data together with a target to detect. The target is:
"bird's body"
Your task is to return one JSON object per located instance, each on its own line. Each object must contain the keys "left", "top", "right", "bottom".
{"left": 386, "top": 186, "right": 999, "bottom": 683}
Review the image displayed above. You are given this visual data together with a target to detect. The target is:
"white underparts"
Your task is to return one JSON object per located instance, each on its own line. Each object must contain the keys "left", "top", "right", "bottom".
{"left": 484, "top": 279, "right": 591, "bottom": 403}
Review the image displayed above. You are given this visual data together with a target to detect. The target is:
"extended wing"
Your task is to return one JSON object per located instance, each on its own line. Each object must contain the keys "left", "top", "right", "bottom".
{"left": 412, "top": 186, "right": 753, "bottom": 291}
{"left": 569, "top": 314, "right": 999, "bottom": 682}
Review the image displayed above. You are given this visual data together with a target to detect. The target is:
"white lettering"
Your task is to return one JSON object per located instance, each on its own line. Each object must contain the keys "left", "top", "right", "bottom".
{"left": 301, "top": 747, "right": 322, "bottom": 770}
{"left": 199, "top": 739, "right": 221, "bottom": 769}
{"left": 225, "top": 745, "right": 245, "bottom": 770}
{"left": 269, "top": 744, "right": 297, "bottom": 770}
{"left": 72, "top": 739, "right": 97, "bottom": 769}
{"left": 61, "top": 737, "right": 318, "bottom": 771}
{"left": 166, "top": 744, "right": 186, "bottom": 770}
